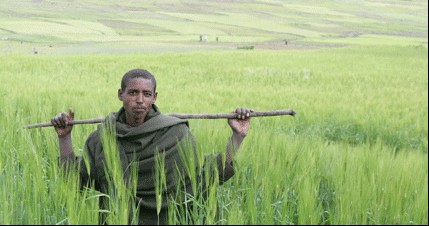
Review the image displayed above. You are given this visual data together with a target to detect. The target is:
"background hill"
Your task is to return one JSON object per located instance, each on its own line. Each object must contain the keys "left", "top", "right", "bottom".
{"left": 0, "top": 1, "right": 428, "bottom": 225}
{"left": 0, "top": 0, "right": 427, "bottom": 54}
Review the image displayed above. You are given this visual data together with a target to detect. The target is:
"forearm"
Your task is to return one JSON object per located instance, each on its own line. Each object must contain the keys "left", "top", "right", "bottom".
{"left": 57, "top": 133, "right": 89, "bottom": 188}
{"left": 58, "top": 134, "right": 75, "bottom": 159}
{"left": 225, "top": 132, "right": 245, "bottom": 165}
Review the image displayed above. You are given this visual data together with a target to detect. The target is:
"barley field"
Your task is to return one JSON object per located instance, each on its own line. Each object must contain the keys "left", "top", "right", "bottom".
{"left": 0, "top": 0, "right": 427, "bottom": 225}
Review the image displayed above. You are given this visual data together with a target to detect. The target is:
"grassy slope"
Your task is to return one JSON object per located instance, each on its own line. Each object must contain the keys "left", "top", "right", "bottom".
{"left": 0, "top": 0, "right": 427, "bottom": 54}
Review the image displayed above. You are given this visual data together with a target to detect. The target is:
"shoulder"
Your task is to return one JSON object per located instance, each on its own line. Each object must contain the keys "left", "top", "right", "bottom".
{"left": 151, "top": 115, "right": 193, "bottom": 142}
{"left": 141, "top": 113, "right": 189, "bottom": 133}
{"left": 87, "top": 130, "right": 100, "bottom": 140}
{"left": 157, "top": 114, "right": 189, "bottom": 126}
{"left": 156, "top": 115, "right": 191, "bottom": 134}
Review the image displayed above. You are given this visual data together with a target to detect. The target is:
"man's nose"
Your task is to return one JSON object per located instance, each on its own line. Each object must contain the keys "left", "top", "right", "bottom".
{"left": 136, "top": 93, "right": 144, "bottom": 103}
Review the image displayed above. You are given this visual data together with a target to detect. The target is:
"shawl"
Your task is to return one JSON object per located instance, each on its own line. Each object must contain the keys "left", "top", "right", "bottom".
{"left": 79, "top": 104, "right": 234, "bottom": 224}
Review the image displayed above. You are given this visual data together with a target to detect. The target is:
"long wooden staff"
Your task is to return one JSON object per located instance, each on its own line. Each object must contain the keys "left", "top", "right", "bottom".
{"left": 23, "top": 109, "right": 296, "bottom": 129}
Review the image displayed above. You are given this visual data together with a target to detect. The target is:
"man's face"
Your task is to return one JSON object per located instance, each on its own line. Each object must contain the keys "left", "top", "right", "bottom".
{"left": 118, "top": 77, "right": 157, "bottom": 126}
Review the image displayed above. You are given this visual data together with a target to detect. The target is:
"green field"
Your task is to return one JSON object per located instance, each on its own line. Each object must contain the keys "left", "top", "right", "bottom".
{"left": 0, "top": 0, "right": 428, "bottom": 225}
{"left": 0, "top": 0, "right": 427, "bottom": 54}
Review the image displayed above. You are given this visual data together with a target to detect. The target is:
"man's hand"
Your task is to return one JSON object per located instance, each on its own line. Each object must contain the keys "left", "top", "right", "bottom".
{"left": 51, "top": 107, "right": 74, "bottom": 137}
{"left": 228, "top": 107, "right": 253, "bottom": 137}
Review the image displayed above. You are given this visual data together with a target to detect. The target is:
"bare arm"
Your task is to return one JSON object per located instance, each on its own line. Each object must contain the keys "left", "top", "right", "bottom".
{"left": 225, "top": 108, "right": 252, "bottom": 165}
{"left": 51, "top": 108, "right": 75, "bottom": 160}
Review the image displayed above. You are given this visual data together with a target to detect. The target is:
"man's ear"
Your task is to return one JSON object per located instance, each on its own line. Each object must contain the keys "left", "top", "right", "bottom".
{"left": 118, "top": 89, "right": 123, "bottom": 101}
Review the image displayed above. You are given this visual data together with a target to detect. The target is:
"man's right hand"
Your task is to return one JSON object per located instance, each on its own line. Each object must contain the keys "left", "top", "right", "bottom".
{"left": 51, "top": 107, "right": 74, "bottom": 137}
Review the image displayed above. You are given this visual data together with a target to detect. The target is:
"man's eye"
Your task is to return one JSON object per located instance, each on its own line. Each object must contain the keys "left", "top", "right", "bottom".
{"left": 129, "top": 91, "right": 137, "bottom": 95}
{"left": 144, "top": 92, "right": 152, "bottom": 97}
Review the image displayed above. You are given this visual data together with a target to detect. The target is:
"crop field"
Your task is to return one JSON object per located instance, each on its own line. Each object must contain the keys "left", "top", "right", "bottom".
{"left": 0, "top": 0, "right": 428, "bottom": 225}
{"left": 0, "top": 0, "right": 427, "bottom": 53}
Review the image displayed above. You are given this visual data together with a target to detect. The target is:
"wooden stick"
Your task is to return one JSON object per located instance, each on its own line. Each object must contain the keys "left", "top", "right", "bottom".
{"left": 23, "top": 109, "right": 296, "bottom": 129}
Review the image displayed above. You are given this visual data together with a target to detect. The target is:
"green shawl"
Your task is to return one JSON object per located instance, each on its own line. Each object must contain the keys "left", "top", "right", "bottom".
{"left": 82, "top": 105, "right": 205, "bottom": 224}
{"left": 76, "top": 105, "right": 235, "bottom": 224}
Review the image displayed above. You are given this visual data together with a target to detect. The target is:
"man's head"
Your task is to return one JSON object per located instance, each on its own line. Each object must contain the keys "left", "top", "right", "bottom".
{"left": 118, "top": 68, "right": 158, "bottom": 127}
{"left": 120, "top": 68, "right": 157, "bottom": 92}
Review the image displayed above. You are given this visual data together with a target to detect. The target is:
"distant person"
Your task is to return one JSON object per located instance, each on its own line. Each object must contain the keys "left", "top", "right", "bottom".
{"left": 51, "top": 68, "right": 252, "bottom": 225}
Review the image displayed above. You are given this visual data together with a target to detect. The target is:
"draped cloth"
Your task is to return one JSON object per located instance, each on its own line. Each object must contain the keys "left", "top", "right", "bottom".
{"left": 73, "top": 104, "right": 235, "bottom": 225}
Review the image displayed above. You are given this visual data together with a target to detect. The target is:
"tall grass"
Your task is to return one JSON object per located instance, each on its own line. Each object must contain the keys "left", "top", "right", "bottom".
{"left": 0, "top": 46, "right": 427, "bottom": 224}
{"left": 99, "top": 121, "right": 139, "bottom": 225}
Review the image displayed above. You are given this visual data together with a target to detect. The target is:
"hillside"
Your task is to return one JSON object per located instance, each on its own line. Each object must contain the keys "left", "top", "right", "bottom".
{"left": 0, "top": 0, "right": 427, "bottom": 54}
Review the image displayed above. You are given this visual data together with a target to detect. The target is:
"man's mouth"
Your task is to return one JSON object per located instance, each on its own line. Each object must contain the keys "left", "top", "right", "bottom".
{"left": 133, "top": 107, "right": 147, "bottom": 112}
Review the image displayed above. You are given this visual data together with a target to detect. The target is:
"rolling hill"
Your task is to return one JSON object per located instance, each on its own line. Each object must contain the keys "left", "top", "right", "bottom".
{"left": 0, "top": 0, "right": 427, "bottom": 54}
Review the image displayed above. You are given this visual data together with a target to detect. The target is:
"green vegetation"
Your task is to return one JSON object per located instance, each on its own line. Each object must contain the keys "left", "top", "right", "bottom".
{"left": 237, "top": 45, "right": 254, "bottom": 50}
{"left": 0, "top": 0, "right": 427, "bottom": 54}
{"left": 0, "top": 45, "right": 427, "bottom": 224}
{"left": 0, "top": 0, "right": 427, "bottom": 225}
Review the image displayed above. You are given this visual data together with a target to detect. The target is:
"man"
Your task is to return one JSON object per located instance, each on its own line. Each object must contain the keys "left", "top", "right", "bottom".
{"left": 52, "top": 68, "right": 252, "bottom": 225}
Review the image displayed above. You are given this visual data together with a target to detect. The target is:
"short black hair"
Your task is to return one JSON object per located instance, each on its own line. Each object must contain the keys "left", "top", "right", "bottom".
{"left": 121, "top": 68, "right": 157, "bottom": 92}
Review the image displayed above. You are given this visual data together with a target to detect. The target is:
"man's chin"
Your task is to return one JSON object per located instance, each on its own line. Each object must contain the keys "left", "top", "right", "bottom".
{"left": 134, "top": 110, "right": 149, "bottom": 116}
{"left": 131, "top": 114, "right": 146, "bottom": 125}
